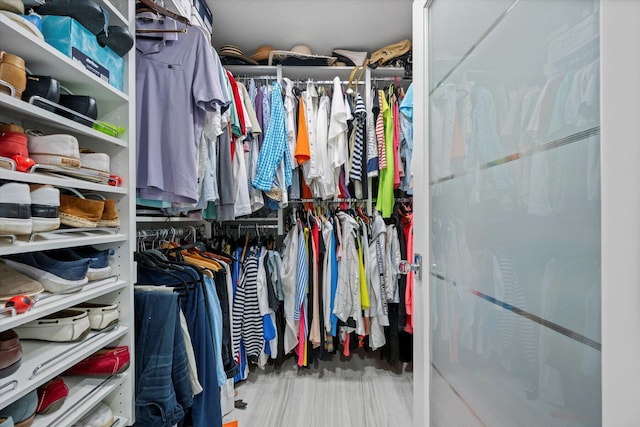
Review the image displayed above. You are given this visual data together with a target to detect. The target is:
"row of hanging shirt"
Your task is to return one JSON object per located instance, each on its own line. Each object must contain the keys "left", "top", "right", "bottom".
{"left": 227, "top": 203, "right": 414, "bottom": 374}
{"left": 136, "top": 29, "right": 416, "bottom": 220}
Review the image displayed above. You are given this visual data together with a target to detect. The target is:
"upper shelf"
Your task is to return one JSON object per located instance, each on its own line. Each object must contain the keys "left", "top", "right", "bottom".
{"left": 0, "top": 94, "right": 128, "bottom": 148}
{"left": 0, "top": 14, "right": 129, "bottom": 104}
{"left": 225, "top": 65, "right": 407, "bottom": 82}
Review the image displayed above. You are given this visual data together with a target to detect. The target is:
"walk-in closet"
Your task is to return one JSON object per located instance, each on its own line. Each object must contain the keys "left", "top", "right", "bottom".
{"left": 1, "top": 0, "right": 640, "bottom": 426}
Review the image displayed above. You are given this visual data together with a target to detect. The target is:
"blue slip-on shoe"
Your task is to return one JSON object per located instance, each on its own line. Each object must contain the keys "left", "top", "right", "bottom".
{"left": 0, "top": 390, "right": 37, "bottom": 427}
{"left": 46, "top": 247, "right": 113, "bottom": 281}
{"left": 3, "top": 252, "right": 88, "bottom": 293}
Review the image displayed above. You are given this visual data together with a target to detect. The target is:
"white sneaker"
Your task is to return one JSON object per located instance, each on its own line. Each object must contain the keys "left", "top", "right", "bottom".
{"left": 79, "top": 149, "right": 110, "bottom": 174}
{"left": 26, "top": 131, "right": 80, "bottom": 169}
{"left": 72, "top": 402, "right": 114, "bottom": 427}
{"left": 0, "top": 182, "right": 32, "bottom": 235}
{"left": 29, "top": 184, "right": 60, "bottom": 232}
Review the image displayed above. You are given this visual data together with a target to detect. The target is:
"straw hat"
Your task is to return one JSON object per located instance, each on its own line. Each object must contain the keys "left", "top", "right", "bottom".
{"left": 250, "top": 45, "right": 275, "bottom": 64}
{"left": 268, "top": 44, "right": 336, "bottom": 66}
{"left": 219, "top": 45, "right": 258, "bottom": 66}
{"left": 0, "top": 11, "right": 43, "bottom": 39}
{"left": 0, "top": 0, "right": 23, "bottom": 14}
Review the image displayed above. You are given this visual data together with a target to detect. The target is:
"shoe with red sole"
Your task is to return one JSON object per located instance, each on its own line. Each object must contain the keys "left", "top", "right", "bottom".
{"left": 37, "top": 376, "right": 68, "bottom": 414}
{"left": 64, "top": 346, "right": 129, "bottom": 376}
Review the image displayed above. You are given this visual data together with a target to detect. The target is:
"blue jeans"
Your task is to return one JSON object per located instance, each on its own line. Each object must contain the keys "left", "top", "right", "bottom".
{"left": 134, "top": 289, "right": 193, "bottom": 427}
{"left": 180, "top": 278, "right": 223, "bottom": 427}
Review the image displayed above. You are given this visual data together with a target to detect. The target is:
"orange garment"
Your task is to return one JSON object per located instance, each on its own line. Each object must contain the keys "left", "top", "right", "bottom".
{"left": 294, "top": 98, "right": 311, "bottom": 165}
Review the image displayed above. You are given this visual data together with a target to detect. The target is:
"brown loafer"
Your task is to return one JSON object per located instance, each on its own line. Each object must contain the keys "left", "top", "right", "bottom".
{"left": 59, "top": 194, "right": 104, "bottom": 228}
{"left": 0, "top": 329, "right": 21, "bottom": 378}
{"left": 96, "top": 199, "right": 119, "bottom": 228}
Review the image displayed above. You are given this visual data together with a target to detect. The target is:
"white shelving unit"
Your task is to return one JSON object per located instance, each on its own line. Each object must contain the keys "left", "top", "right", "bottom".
{"left": 0, "top": 0, "right": 135, "bottom": 424}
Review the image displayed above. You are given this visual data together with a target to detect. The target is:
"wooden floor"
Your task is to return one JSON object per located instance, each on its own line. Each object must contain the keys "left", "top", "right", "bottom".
{"left": 223, "top": 353, "right": 414, "bottom": 427}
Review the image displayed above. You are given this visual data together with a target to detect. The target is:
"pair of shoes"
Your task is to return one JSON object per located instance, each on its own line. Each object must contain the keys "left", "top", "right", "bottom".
{"left": 59, "top": 194, "right": 119, "bottom": 228}
{"left": 36, "top": 376, "right": 68, "bottom": 414}
{"left": 14, "top": 309, "right": 90, "bottom": 342}
{"left": 0, "top": 124, "right": 33, "bottom": 172}
{"left": 0, "top": 259, "right": 44, "bottom": 301}
{"left": 26, "top": 131, "right": 80, "bottom": 169}
{"left": 0, "top": 389, "right": 37, "bottom": 427}
{"left": 72, "top": 302, "right": 119, "bottom": 331}
{"left": 3, "top": 251, "right": 90, "bottom": 293}
{"left": 71, "top": 402, "right": 114, "bottom": 427}
{"left": 65, "top": 346, "right": 129, "bottom": 376}
{"left": 79, "top": 148, "right": 110, "bottom": 176}
{"left": 0, "top": 183, "right": 60, "bottom": 235}
{"left": 0, "top": 329, "right": 21, "bottom": 379}
{"left": 47, "top": 246, "right": 114, "bottom": 281}
{"left": 0, "top": 51, "right": 26, "bottom": 99}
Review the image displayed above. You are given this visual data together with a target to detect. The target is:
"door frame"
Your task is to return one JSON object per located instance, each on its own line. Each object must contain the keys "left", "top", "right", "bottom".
{"left": 412, "top": 1, "right": 431, "bottom": 426}
{"left": 412, "top": 1, "right": 640, "bottom": 425}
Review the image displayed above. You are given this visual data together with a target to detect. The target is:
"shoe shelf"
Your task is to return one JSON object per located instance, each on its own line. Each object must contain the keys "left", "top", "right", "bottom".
{"left": 0, "top": 169, "right": 127, "bottom": 195}
{"left": 0, "top": 277, "right": 126, "bottom": 334}
{"left": 33, "top": 373, "right": 129, "bottom": 427}
{"left": 0, "top": 230, "right": 127, "bottom": 256}
{"left": 0, "top": 325, "right": 128, "bottom": 409}
{"left": 0, "top": 94, "right": 128, "bottom": 148}
{"left": 0, "top": 14, "right": 129, "bottom": 104}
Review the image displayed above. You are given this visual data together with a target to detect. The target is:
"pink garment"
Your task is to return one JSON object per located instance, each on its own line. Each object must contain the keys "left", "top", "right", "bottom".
{"left": 393, "top": 98, "right": 402, "bottom": 188}
{"left": 376, "top": 90, "right": 387, "bottom": 169}
{"left": 297, "top": 306, "right": 306, "bottom": 366}
{"left": 402, "top": 210, "right": 414, "bottom": 334}
{"left": 309, "top": 220, "right": 322, "bottom": 348}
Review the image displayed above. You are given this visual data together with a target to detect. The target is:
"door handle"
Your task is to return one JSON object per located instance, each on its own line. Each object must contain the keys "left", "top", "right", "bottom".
{"left": 398, "top": 253, "right": 422, "bottom": 280}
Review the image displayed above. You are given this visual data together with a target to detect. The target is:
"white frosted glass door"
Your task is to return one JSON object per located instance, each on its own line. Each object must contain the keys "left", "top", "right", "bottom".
{"left": 427, "top": 1, "right": 601, "bottom": 425}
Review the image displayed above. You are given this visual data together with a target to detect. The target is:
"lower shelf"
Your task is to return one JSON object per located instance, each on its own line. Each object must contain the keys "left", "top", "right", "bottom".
{"left": 0, "top": 325, "right": 128, "bottom": 409}
{"left": 33, "top": 373, "right": 129, "bottom": 427}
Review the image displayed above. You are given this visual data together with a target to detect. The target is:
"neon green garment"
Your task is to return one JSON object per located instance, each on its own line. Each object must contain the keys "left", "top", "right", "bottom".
{"left": 377, "top": 90, "right": 395, "bottom": 217}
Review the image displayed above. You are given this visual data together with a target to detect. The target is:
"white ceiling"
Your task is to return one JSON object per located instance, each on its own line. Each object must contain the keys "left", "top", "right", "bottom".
{"left": 204, "top": 0, "right": 413, "bottom": 58}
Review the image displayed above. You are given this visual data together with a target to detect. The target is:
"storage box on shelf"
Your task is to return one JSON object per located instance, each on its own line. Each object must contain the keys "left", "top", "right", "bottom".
{"left": 0, "top": 1, "right": 134, "bottom": 424}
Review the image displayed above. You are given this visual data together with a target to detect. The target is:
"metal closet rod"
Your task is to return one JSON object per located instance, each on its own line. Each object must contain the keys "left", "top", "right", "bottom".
{"left": 136, "top": 224, "right": 207, "bottom": 239}
{"left": 217, "top": 223, "right": 279, "bottom": 230}
{"left": 289, "top": 198, "right": 367, "bottom": 204}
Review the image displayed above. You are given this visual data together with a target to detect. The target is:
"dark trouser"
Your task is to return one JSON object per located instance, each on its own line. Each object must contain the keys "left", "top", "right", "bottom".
{"left": 214, "top": 270, "right": 239, "bottom": 378}
{"left": 180, "top": 281, "right": 223, "bottom": 427}
{"left": 134, "top": 290, "right": 192, "bottom": 426}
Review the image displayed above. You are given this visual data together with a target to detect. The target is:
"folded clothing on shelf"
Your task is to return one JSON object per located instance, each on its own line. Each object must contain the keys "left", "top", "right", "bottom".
{"left": 14, "top": 308, "right": 91, "bottom": 342}
{"left": 3, "top": 251, "right": 89, "bottom": 293}
{"left": 0, "top": 329, "right": 21, "bottom": 379}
